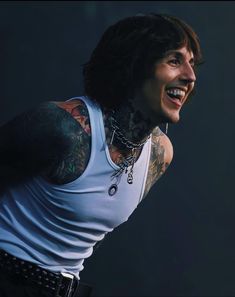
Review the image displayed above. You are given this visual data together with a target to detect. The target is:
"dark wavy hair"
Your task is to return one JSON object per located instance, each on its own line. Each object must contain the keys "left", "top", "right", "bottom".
{"left": 83, "top": 13, "right": 203, "bottom": 109}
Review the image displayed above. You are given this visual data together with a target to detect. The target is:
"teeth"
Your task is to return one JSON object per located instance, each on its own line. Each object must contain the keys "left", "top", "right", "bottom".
{"left": 166, "top": 88, "right": 185, "bottom": 99}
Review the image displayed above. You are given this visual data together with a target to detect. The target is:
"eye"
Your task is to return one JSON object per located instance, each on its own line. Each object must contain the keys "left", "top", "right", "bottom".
{"left": 168, "top": 58, "right": 181, "bottom": 66}
{"left": 190, "top": 62, "right": 195, "bottom": 70}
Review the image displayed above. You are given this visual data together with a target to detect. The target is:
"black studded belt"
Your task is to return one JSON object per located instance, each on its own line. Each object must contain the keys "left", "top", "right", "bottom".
{"left": 0, "top": 249, "right": 79, "bottom": 297}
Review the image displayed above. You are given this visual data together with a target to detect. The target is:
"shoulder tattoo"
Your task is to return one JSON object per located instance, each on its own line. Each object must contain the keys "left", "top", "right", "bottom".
{"left": 55, "top": 100, "right": 91, "bottom": 136}
{"left": 143, "top": 127, "right": 172, "bottom": 198}
{"left": 44, "top": 99, "right": 91, "bottom": 184}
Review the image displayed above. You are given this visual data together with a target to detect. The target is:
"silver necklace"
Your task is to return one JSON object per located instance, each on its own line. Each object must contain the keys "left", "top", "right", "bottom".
{"left": 108, "top": 113, "right": 150, "bottom": 196}
{"left": 110, "top": 114, "right": 150, "bottom": 149}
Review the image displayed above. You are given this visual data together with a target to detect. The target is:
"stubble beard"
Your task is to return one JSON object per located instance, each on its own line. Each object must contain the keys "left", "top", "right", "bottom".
{"left": 147, "top": 98, "right": 181, "bottom": 126}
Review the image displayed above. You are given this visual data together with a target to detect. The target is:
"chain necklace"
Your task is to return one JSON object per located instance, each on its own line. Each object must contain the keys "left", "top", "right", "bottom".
{"left": 110, "top": 113, "right": 150, "bottom": 149}
{"left": 108, "top": 112, "right": 150, "bottom": 196}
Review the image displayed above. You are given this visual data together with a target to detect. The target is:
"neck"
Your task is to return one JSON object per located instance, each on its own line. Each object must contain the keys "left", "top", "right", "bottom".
{"left": 103, "top": 99, "right": 157, "bottom": 150}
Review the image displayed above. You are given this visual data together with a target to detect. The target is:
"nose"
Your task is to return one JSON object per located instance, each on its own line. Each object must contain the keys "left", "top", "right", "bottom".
{"left": 180, "top": 62, "right": 196, "bottom": 84}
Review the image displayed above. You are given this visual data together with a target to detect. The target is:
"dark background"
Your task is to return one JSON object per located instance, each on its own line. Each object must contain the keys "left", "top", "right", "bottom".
{"left": 1, "top": 1, "right": 234, "bottom": 296}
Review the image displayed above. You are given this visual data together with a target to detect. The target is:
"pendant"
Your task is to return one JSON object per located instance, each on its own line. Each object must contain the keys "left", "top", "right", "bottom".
{"left": 108, "top": 184, "right": 118, "bottom": 196}
{"left": 127, "top": 172, "right": 133, "bottom": 184}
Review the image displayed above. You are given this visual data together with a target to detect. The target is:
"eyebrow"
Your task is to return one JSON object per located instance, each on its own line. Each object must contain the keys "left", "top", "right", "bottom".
{"left": 164, "top": 50, "right": 195, "bottom": 65}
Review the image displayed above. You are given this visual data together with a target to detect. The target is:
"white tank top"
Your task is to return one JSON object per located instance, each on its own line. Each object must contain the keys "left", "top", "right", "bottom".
{"left": 0, "top": 96, "right": 152, "bottom": 278}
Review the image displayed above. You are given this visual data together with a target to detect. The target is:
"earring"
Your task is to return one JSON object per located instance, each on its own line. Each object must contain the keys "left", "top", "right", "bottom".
{"left": 165, "top": 123, "right": 169, "bottom": 134}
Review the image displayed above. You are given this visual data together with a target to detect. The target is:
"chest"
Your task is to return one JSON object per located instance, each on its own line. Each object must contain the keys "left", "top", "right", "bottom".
{"left": 81, "top": 138, "right": 161, "bottom": 199}
{"left": 38, "top": 145, "right": 150, "bottom": 230}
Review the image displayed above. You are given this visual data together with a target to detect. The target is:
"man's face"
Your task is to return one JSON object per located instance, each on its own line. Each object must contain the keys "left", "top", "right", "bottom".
{"left": 135, "top": 46, "right": 196, "bottom": 124}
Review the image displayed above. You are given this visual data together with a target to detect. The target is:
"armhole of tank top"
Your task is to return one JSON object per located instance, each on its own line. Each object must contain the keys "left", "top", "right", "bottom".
{"left": 39, "top": 96, "right": 98, "bottom": 187}
{"left": 139, "top": 134, "right": 152, "bottom": 203}
{"left": 66, "top": 96, "right": 97, "bottom": 185}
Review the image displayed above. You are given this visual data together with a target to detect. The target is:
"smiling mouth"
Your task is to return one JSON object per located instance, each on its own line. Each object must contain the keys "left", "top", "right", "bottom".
{"left": 165, "top": 87, "right": 187, "bottom": 107}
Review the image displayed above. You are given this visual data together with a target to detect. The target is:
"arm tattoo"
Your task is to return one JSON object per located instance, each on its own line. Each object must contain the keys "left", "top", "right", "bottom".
{"left": 143, "top": 127, "right": 169, "bottom": 198}
{"left": 0, "top": 100, "right": 91, "bottom": 187}
{"left": 55, "top": 100, "right": 91, "bottom": 136}
{"left": 44, "top": 100, "right": 91, "bottom": 184}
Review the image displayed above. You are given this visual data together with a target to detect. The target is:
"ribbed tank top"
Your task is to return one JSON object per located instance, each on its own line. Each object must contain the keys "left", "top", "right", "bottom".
{"left": 0, "top": 96, "right": 152, "bottom": 278}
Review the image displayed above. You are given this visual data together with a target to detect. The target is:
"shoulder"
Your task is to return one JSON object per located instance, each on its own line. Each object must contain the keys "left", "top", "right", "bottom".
{"left": 41, "top": 99, "right": 92, "bottom": 185}
{"left": 151, "top": 126, "right": 173, "bottom": 167}
{"left": 34, "top": 99, "right": 91, "bottom": 147}
{"left": 143, "top": 127, "right": 173, "bottom": 198}
{"left": 22, "top": 100, "right": 85, "bottom": 137}
{"left": 1, "top": 101, "right": 82, "bottom": 155}
{"left": 33, "top": 100, "right": 88, "bottom": 153}
{"left": 52, "top": 98, "right": 91, "bottom": 135}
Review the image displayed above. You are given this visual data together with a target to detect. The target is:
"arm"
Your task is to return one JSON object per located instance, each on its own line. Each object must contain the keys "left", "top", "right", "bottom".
{"left": 143, "top": 127, "right": 173, "bottom": 198}
{"left": 0, "top": 101, "right": 88, "bottom": 187}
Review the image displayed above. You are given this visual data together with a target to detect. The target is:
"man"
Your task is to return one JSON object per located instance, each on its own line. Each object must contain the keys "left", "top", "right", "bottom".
{"left": 0, "top": 13, "right": 202, "bottom": 297}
